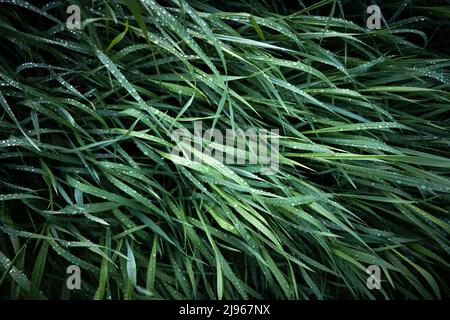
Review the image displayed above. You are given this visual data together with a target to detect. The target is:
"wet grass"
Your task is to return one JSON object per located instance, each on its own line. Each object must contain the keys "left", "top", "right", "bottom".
{"left": 0, "top": 0, "right": 449, "bottom": 299}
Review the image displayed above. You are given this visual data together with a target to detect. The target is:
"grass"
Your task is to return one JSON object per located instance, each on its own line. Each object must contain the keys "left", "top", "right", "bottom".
{"left": 0, "top": 0, "right": 449, "bottom": 299}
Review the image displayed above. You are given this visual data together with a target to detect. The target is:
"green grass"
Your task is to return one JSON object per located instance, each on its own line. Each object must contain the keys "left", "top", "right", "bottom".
{"left": 0, "top": 0, "right": 449, "bottom": 299}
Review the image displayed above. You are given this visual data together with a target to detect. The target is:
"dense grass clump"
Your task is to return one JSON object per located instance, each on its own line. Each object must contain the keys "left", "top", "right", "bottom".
{"left": 0, "top": 0, "right": 449, "bottom": 299}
